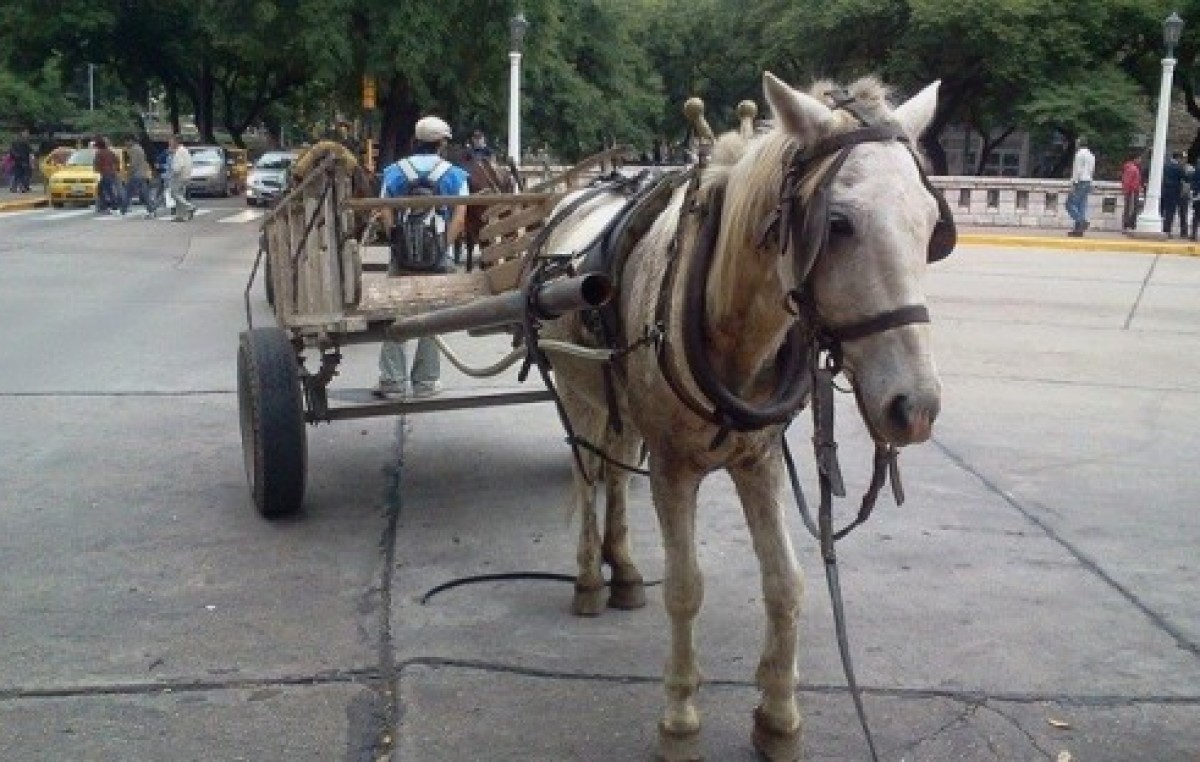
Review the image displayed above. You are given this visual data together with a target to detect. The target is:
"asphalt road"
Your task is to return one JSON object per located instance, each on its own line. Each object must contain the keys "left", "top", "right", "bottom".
{"left": 0, "top": 199, "right": 1197, "bottom": 761}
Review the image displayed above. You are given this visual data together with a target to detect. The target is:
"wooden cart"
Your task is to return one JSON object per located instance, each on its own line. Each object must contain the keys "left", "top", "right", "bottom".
{"left": 237, "top": 146, "right": 628, "bottom": 517}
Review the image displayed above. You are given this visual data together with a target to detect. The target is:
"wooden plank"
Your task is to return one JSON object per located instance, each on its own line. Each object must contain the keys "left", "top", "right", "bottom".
{"left": 357, "top": 271, "right": 494, "bottom": 320}
{"left": 482, "top": 257, "right": 525, "bottom": 294}
{"left": 479, "top": 232, "right": 536, "bottom": 266}
{"left": 526, "top": 146, "right": 629, "bottom": 193}
{"left": 478, "top": 201, "right": 555, "bottom": 241}
{"left": 343, "top": 193, "right": 559, "bottom": 211}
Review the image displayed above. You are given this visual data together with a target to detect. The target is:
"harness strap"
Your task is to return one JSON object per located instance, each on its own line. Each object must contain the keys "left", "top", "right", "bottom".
{"left": 825, "top": 305, "right": 931, "bottom": 343}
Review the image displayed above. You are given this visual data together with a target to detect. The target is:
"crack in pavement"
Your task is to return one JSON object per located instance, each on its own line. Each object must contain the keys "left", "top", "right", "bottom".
{"left": 981, "top": 701, "right": 1057, "bottom": 761}
{"left": 931, "top": 437, "right": 1200, "bottom": 661}
{"left": 7, "top": 655, "right": 1198, "bottom": 706}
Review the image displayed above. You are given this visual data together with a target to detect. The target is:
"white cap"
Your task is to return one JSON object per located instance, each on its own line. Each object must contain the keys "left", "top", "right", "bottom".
{"left": 414, "top": 116, "right": 452, "bottom": 143}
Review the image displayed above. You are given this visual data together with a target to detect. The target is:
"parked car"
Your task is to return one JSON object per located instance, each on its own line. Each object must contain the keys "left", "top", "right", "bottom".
{"left": 186, "top": 145, "right": 235, "bottom": 197}
{"left": 47, "top": 147, "right": 129, "bottom": 208}
{"left": 40, "top": 147, "right": 75, "bottom": 183}
{"left": 245, "top": 150, "right": 301, "bottom": 207}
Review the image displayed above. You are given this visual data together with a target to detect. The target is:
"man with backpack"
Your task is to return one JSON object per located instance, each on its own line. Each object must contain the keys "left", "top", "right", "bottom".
{"left": 373, "top": 115, "right": 470, "bottom": 399}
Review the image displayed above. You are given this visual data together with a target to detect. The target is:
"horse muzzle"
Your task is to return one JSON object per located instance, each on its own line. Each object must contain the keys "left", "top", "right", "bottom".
{"left": 883, "top": 392, "right": 939, "bottom": 445}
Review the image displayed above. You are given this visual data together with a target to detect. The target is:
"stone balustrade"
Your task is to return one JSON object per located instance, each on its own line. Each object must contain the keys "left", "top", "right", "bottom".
{"left": 520, "top": 163, "right": 1130, "bottom": 232}
{"left": 927, "top": 176, "right": 1125, "bottom": 231}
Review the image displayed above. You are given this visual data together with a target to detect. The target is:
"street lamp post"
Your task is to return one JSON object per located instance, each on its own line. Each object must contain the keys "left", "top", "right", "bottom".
{"left": 507, "top": 11, "right": 529, "bottom": 166}
{"left": 88, "top": 64, "right": 96, "bottom": 111}
{"left": 1135, "top": 12, "right": 1185, "bottom": 236}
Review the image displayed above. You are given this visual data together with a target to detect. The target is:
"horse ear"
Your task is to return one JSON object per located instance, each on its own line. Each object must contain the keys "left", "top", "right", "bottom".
{"left": 763, "top": 71, "right": 832, "bottom": 144}
{"left": 893, "top": 81, "right": 941, "bottom": 139}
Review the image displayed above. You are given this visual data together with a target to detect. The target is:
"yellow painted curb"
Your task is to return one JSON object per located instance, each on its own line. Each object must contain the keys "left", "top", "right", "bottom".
{"left": 0, "top": 196, "right": 49, "bottom": 212}
{"left": 960, "top": 233, "right": 1200, "bottom": 257}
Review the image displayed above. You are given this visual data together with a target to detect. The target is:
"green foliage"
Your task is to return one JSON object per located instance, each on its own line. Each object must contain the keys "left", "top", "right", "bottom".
{"left": 0, "top": 0, "right": 1195, "bottom": 175}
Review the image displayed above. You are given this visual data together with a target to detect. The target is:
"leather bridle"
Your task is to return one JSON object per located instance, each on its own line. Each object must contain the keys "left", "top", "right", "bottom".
{"left": 668, "top": 118, "right": 955, "bottom": 446}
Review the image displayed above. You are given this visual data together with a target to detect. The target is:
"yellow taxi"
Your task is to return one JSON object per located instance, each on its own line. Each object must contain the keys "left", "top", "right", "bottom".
{"left": 225, "top": 147, "right": 249, "bottom": 195}
{"left": 48, "top": 147, "right": 129, "bottom": 208}
{"left": 39, "top": 147, "right": 75, "bottom": 182}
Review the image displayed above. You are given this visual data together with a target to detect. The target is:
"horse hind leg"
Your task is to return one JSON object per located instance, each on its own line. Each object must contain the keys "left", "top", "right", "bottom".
{"left": 729, "top": 452, "right": 804, "bottom": 761}
{"left": 570, "top": 452, "right": 607, "bottom": 616}
{"left": 602, "top": 433, "right": 646, "bottom": 610}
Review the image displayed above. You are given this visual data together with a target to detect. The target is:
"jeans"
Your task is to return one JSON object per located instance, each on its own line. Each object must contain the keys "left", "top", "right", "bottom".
{"left": 377, "top": 258, "right": 440, "bottom": 392}
{"left": 169, "top": 175, "right": 195, "bottom": 220}
{"left": 9, "top": 163, "right": 31, "bottom": 192}
{"left": 1065, "top": 181, "right": 1091, "bottom": 230}
{"left": 126, "top": 176, "right": 151, "bottom": 211}
{"left": 1122, "top": 191, "right": 1140, "bottom": 229}
{"left": 1161, "top": 195, "right": 1181, "bottom": 235}
{"left": 378, "top": 338, "right": 440, "bottom": 393}
{"left": 97, "top": 174, "right": 125, "bottom": 212}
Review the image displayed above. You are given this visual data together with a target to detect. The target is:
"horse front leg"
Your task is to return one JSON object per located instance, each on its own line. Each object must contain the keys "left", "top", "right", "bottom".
{"left": 729, "top": 447, "right": 804, "bottom": 761}
{"left": 602, "top": 433, "right": 646, "bottom": 610}
{"left": 650, "top": 454, "right": 705, "bottom": 761}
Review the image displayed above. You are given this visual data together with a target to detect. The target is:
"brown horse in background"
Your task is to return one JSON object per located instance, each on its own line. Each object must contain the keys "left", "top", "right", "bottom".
{"left": 447, "top": 148, "right": 518, "bottom": 269}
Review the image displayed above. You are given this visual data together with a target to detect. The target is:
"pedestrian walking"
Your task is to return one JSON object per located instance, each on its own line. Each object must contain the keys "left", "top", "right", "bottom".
{"left": 1120, "top": 153, "right": 1143, "bottom": 230}
{"left": 8, "top": 129, "right": 34, "bottom": 193}
{"left": 1160, "top": 152, "right": 1186, "bottom": 237}
{"left": 168, "top": 135, "right": 196, "bottom": 222}
{"left": 125, "top": 137, "right": 152, "bottom": 214}
{"left": 1065, "top": 137, "right": 1095, "bottom": 237}
{"left": 92, "top": 137, "right": 125, "bottom": 214}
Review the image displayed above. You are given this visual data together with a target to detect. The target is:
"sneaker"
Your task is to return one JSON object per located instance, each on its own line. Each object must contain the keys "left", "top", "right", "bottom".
{"left": 371, "top": 380, "right": 406, "bottom": 399}
{"left": 410, "top": 381, "right": 442, "bottom": 399}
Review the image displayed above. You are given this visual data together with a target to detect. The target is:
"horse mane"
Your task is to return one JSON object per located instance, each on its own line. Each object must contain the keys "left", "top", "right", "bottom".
{"left": 703, "top": 77, "right": 895, "bottom": 318}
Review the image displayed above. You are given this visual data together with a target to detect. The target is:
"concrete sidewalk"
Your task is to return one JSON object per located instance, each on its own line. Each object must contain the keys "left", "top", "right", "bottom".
{"left": 0, "top": 186, "right": 47, "bottom": 211}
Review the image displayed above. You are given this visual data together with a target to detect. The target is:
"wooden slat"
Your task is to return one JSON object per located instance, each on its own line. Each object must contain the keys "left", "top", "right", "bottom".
{"left": 478, "top": 201, "right": 555, "bottom": 241}
{"left": 479, "top": 232, "right": 536, "bottom": 266}
{"left": 526, "top": 146, "right": 630, "bottom": 193}
{"left": 483, "top": 257, "right": 525, "bottom": 294}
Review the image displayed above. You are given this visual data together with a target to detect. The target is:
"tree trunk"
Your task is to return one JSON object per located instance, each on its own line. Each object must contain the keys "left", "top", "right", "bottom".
{"left": 197, "top": 59, "right": 216, "bottom": 144}
{"left": 377, "top": 77, "right": 419, "bottom": 167}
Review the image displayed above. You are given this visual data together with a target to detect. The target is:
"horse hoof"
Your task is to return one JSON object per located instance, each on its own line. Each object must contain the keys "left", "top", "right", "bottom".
{"left": 607, "top": 579, "right": 646, "bottom": 610}
{"left": 571, "top": 584, "right": 605, "bottom": 616}
{"left": 751, "top": 707, "right": 802, "bottom": 762}
{"left": 657, "top": 722, "right": 702, "bottom": 761}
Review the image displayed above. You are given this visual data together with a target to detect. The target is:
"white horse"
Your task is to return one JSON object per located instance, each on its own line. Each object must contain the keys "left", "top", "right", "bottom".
{"left": 539, "top": 72, "right": 946, "bottom": 760}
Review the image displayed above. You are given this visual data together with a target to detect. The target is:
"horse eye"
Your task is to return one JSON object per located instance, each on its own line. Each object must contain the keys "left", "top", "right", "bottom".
{"left": 829, "top": 213, "right": 853, "bottom": 236}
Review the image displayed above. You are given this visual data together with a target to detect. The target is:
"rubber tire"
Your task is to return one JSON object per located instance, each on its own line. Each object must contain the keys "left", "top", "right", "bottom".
{"left": 238, "top": 328, "right": 307, "bottom": 518}
{"left": 51, "top": 201, "right": 63, "bottom": 208}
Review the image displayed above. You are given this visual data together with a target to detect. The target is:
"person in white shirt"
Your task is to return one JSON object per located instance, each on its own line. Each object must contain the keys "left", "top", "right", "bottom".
{"left": 168, "top": 134, "right": 196, "bottom": 222}
{"left": 1066, "top": 137, "right": 1095, "bottom": 237}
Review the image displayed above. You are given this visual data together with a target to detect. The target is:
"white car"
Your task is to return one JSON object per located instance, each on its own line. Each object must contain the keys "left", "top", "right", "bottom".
{"left": 246, "top": 151, "right": 301, "bottom": 207}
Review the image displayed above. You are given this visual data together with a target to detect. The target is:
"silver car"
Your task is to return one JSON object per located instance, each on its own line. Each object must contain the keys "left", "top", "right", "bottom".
{"left": 187, "top": 145, "right": 234, "bottom": 197}
{"left": 246, "top": 150, "right": 300, "bottom": 207}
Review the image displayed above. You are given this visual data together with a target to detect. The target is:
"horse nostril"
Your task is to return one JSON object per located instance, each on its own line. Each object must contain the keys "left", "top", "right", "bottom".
{"left": 885, "top": 393, "right": 939, "bottom": 442}
{"left": 887, "top": 395, "right": 914, "bottom": 432}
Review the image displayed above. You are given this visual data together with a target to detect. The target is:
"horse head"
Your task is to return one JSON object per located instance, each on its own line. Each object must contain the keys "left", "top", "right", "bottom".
{"left": 709, "top": 73, "right": 947, "bottom": 446}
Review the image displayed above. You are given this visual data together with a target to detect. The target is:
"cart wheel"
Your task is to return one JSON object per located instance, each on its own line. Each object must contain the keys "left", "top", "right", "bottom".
{"left": 238, "top": 328, "right": 307, "bottom": 517}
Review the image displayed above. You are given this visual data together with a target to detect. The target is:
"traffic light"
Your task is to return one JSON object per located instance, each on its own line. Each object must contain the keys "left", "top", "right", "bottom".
{"left": 362, "top": 75, "right": 376, "bottom": 110}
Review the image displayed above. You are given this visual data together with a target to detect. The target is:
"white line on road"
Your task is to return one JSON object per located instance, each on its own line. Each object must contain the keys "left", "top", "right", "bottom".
{"left": 42, "top": 209, "right": 97, "bottom": 220}
{"left": 218, "top": 210, "right": 264, "bottom": 224}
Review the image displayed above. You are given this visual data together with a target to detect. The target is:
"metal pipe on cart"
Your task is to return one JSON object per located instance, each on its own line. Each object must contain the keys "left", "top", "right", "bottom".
{"left": 385, "top": 273, "right": 612, "bottom": 342}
